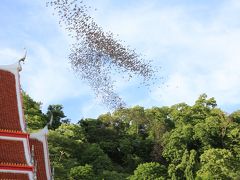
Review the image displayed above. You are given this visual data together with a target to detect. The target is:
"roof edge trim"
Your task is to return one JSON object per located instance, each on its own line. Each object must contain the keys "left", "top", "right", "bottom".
{"left": 0, "top": 62, "right": 21, "bottom": 73}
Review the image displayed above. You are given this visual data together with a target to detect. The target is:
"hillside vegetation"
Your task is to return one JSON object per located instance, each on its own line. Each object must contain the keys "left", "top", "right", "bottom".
{"left": 23, "top": 92, "right": 240, "bottom": 179}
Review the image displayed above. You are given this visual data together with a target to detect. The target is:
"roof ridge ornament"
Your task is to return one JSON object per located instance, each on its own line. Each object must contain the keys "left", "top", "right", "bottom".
{"left": 33, "top": 160, "right": 37, "bottom": 180}
{"left": 18, "top": 48, "right": 27, "bottom": 71}
{"left": 31, "top": 145, "right": 35, "bottom": 165}
{"left": 47, "top": 112, "right": 54, "bottom": 128}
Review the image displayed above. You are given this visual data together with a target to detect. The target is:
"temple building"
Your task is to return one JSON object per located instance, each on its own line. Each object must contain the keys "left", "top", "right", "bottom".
{"left": 0, "top": 62, "right": 52, "bottom": 180}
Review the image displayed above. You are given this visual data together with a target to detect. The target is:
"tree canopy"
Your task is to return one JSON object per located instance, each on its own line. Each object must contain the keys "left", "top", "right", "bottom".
{"left": 23, "top": 93, "right": 240, "bottom": 179}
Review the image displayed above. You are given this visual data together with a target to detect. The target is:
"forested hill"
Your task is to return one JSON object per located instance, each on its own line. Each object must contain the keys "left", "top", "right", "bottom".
{"left": 23, "top": 92, "right": 240, "bottom": 179}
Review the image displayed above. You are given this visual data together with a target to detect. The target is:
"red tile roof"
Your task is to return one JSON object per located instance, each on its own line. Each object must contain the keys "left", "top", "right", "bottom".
{"left": 0, "top": 70, "right": 21, "bottom": 131}
{"left": 0, "top": 172, "right": 29, "bottom": 180}
{"left": 30, "top": 139, "right": 48, "bottom": 180}
{"left": 0, "top": 129, "right": 29, "bottom": 138}
{"left": 0, "top": 139, "right": 27, "bottom": 165}
{"left": 0, "top": 163, "right": 33, "bottom": 171}
{"left": 0, "top": 65, "right": 52, "bottom": 180}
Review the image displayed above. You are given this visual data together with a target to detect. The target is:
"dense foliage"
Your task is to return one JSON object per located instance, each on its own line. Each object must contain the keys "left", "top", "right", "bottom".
{"left": 23, "top": 93, "right": 240, "bottom": 179}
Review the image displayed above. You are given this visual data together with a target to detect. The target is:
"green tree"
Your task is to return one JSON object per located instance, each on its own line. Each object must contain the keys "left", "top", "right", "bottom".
{"left": 162, "top": 95, "right": 221, "bottom": 179}
{"left": 55, "top": 123, "right": 85, "bottom": 142}
{"left": 78, "top": 143, "right": 113, "bottom": 174}
{"left": 22, "top": 92, "right": 47, "bottom": 130}
{"left": 162, "top": 124, "right": 194, "bottom": 164}
{"left": 224, "top": 122, "right": 240, "bottom": 159}
{"left": 193, "top": 108, "right": 228, "bottom": 151}
{"left": 47, "top": 104, "right": 69, "bottom": 130}
{"left": 100, "top": 170, "right": 129, "bottom": 180}
{"left": 175, "top": 150, "right": 197, "bottom": 180}
{"left": 23, "top": 92, "right": 240, "bottom": 179}
{"left": 196, "top": 148, "right": 240, "bottom": 179}
{"left": 129, "top": 162, "right": 167, "bottom": 180}
{"left": 145, "top": 106, "right": 174, "bottom": 141}
{"left": 48, "top": 130, "right": 81, "bottom": 180}
{"left": 191, "top": 93, "right": 217, "bottom": 125}
{"left": 229, "top": 110, "right": 240, "bottom": 124}
{"left": 145, "top": 106, "right": 173, "bottom": 163}
{"left": 69, "top": 164, "right": 95, "bottom": 180}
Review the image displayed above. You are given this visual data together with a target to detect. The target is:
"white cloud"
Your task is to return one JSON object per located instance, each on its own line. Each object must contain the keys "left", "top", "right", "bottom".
{"left": 1, "top": 0, "right": 240, "bottom": 121}
{"left": 79, "top": 99, "right": 108, "bottom": 119}
{"left": 0, "top": 48, "right": 22, "bottom": 64}
{"left": 20, "top": 42, "right": 91, "bottom": 107}
{"left": 90, "top": 0, "right": 240, "bottom": 111}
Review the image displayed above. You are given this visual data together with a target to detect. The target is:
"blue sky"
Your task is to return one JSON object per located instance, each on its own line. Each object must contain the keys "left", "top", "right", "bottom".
{"left": 1, "top": 0, "right": 240, "bottom": 122}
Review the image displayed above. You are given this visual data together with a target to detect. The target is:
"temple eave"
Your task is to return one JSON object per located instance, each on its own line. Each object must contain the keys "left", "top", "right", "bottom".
{"left": 0, "top": 163, "right": 34, "bottom": 171}
{"left": 0, "top": 62, "right": 52, "bottom": 180}
{"left": 0, "top": 129, "right": 29, "bottom": 138}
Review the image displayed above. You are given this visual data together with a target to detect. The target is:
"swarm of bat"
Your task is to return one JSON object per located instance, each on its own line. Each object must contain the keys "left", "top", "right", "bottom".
{"left": 46, "top": 0, "right": 156, "bottom": 109}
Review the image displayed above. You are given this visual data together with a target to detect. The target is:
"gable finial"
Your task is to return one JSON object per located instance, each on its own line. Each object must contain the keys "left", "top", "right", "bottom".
{"left": 48, "top": 111, "right": 54, "bottom": 128}
{"left": 18, "top": 48, "right": 27, "bottom": 71}
{"left": 31, "top": 145, "right": 35, "bottom": 165}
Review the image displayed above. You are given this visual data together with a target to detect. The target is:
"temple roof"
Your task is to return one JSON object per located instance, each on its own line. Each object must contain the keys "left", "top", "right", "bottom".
{"left": 0, "top": 139, "right": 27, "bottom": 165}
{"left": 0, "top": 63, "right": 26, "bottom": 132}
{"left": 0, "top": 70, "right": 22, "bottom": 131}
{"left": 0, "top": 172, "right": 29, "bottom": 180}
{"left": 30, "top": 127, "right": 52, "bottom": 180}
{"left": 30, "top": 139, "right": 48, "bottom": 180}
{"left": 0, "top": 62, "right": 52, "bottom": 180}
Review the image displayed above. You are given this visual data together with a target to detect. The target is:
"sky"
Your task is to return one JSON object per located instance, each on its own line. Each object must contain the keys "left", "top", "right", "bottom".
{"left": 1, "top": 0, "right": 240, "bottom": 122}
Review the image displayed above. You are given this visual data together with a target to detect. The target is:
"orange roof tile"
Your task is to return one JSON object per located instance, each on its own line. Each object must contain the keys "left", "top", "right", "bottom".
{"left": 0, "top": 139, "right": 27, "bottom": 164}
{"left": 0, "top": 129, "right": 29, "bottom": 138}
{"left": 0, "top": 172, "right": 29, "bottom": 180}
{"left": 0, "top": 162, "right": 33, "bottom": 170}
{"left": 0, "top": 70, "right": 22, "bottom": 131}
{"left": 29, "top": 139, "right": 48, "bottom": 180}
